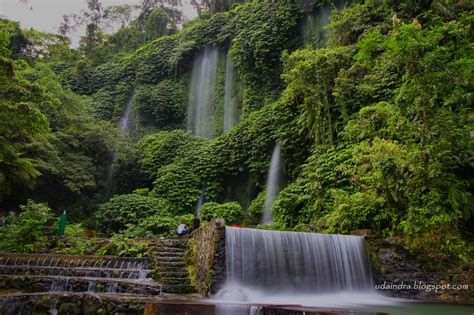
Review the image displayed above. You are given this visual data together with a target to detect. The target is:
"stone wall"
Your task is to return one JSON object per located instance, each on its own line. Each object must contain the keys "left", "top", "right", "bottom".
{"left": 367, "top": 238, "right": 474, "bottom": 303}
{"left": 187, "top": 219, "right": 226, "bottom": 296}
{"left": 0, "top": 292, "right": 149, "bottom": 315}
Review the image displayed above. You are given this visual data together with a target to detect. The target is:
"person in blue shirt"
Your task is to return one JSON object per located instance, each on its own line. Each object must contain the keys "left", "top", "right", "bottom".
{"left": 177, "top": 220, "right": 189, "bottom": 237}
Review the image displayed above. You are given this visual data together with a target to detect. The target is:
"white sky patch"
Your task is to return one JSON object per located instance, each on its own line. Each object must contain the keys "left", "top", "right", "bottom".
{"left": 0, "top": 0, "right": 198, "bottom": 47}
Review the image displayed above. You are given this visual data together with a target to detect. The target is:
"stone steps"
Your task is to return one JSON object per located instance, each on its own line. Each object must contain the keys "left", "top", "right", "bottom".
{"left": 155, "top": 256, "right": 185, "bottom": 263}
{"left": 149, "top": 239, "right": 195, "bottom": 294}
{"left": 157, "top": 261, "right": 186, "bottom": 268}
{"left": 156, "top": 271, "right": 189, "bottom": 278}
{"left": 159, "top": 277, "right": 192, "bottom": 286}
{"left": 150, "top": 247, "right": 183, "bottom": 253}
{"left": 153, "top": 251, "right": 184, "bottom": 257}
{"left": 161, "top": 284, "right": 196, "bottom": 294}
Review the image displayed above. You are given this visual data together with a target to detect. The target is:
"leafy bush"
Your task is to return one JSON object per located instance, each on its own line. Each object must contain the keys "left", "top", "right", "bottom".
{"left": 95, "top": 193, "right": 175, "bottom": 234}
{"left": 199, "top": 201, "right": 243, "bottom": 224}
{"left": 246, "top": 190, "right": 265, "bottom": 225}
{"left": 120, "top": 213, "right": 193, "bottom": 238}
{"left": 64, "top": 223, "right": 86, "bottom": 237}
{"left": 327, "top": 2, "right": 391, "bottom": 47}
{"left": 0, "top": 200, "right": 56, "bottom": 252}
{"left": 53, "top": 237, "right": 99, "bottom": 256}
{"left": 95, "top": 237, "right": 150, "bottom": 257}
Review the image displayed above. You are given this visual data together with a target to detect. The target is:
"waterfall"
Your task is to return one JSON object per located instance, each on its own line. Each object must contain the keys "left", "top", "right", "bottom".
{"left": 301, "top": 6, "right": 330, "bottom": 46}
{"left": 195, "top": 190, "right": 205, "bottom": 214}
{"left": 261, "top": 144, "right": 283, "bottom": 224}
{"left": 221, "top": 227, "right": 373, "bottom": 296}
{"left": 301, "top": 1, "right": 346, "bottom": 46}
{"left": 187, "top": 47, "right": 219, "bottom": 138}
{"left": 118, "top": 91, "right": 135, "bottom": 133}
{"left": 223, "top": 55, "right": 239, "bottom": 132}
{"left": 104, "top": 89, "right": 135, "bottom": 197}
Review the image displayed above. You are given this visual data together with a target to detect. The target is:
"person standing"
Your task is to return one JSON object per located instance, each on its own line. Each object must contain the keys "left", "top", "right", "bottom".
{"left": 192, "top": 213, "right": 200, "bottom": 230}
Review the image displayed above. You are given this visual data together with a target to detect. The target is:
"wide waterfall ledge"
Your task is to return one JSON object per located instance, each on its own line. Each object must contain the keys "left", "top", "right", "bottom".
{"left": 213, "top": 227, "right": 404, "bottom": 308}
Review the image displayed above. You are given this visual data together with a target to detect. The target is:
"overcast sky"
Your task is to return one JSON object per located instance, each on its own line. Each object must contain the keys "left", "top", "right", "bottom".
{"left": 0, "top": 0, "right": 198, "bottom": 46}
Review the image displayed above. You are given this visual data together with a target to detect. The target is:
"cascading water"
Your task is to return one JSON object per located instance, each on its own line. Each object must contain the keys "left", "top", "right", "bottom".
{"left": 214, "top": 227, "right": 401, "bottom": 313}
{"left": 104, "top": 88, "right": 135, "bottom": 197}
{"left": 301, "top": 1, "right": 346, "bottom": 46}
{"left": 261, "top": 144, "right": 283, "bottom": 224}
{"left": 0, "top": 253, "right": 158, "bottom": 294}
{"left": 223, "top": 55, "right": 239, "bottom": 132}
{"left": 301, "top": 6, "right": 330, "bottom": 45}
{"left": 223, "top": 227, "right": 373, "bottom": 295}
{"left": 194, "top": 189, "right": 205, "bottom": 214}
{"left": 118, "top": 90, "right": 135, "bottom": 133}
{"left": 187, "top": 47, "right": 219, "bottom": 138}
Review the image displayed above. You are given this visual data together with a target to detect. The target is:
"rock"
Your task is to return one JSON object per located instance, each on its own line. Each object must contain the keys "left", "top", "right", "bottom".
{"left": 378, "top": 248, "right": 393, "bottom": 261}
{"left": 351, "top": 229, "right": 372, "bottom": 237}
{"left": 59, "top": 303, "right": 81, "bottom": 315}
{"left": 30, "top": 283, "right": 47, "bottom": 292}
{"left": 384, "top": 236, "right": 397, "bottom": 244}
{"left": 82, "top": 295, "right": 101, "bottom": 315}
{"left": 8, "top": 277, "right": 26, "bottom": 289}
{"left": 144, "top": 303, "right": 159, "bottom": 315}
{"left": 316, "top": 219, "right": 328, "bottom": 230}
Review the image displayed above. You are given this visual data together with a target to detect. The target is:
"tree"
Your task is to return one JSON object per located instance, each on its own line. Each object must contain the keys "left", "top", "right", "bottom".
{"left": 145, "top": 7, "right": 177, "bottom": 41}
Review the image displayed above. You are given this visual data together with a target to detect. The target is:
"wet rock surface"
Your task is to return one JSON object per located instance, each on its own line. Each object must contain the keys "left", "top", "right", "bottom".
{"left": 187, "top": 219, "right": 225, "bottom": 296}
{"left": 0, "top": 292, "right": 152, "bottom": 315}
{"left": 367, "top": 238, "right": 474, "bottom": 303}
{"left": 210, "top": 227, "right": 226, "bottom": 295}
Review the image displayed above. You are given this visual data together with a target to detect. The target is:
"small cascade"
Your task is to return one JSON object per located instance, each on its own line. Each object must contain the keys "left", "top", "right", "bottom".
{"left": 223, "top": 55, "right": 240, "bottom": 132}
{"left": 104, "top": 88, "right": 135, "bottom": 197}
{"left": 0, "top": 253, "right": 159, "bottom": 295}
{"left": 195, "top": 189, "right": 205, "bottom": 214}
{"left": 301, "top": 6, "right": 330, "bottom": 46}
{"left": 187, "top": 47, "right": 219, "bottom": 138}
{"left": 118, "top": 89, "right": 135, "bottom": 133}
{"left": 261, "top": 144, "right": 283, "bottom": 224}
{"left": 301, "top": 1, "right": 346, "bottom": 46}
{"left": 220, "top": 227, "right": 373, "bottom": 296}
{"left": 50, "top": 277, "right": 69, "bottom": 292}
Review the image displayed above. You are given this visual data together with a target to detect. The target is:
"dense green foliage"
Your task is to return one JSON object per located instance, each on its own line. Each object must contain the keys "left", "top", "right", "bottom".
{"left": 120, "top": 213, "right": 193, "bottom": 238}
{"left": 134, "top": 78, "right": 188, "bottom": 129}
{"left": 229, "top": 0, "right": 301, "bottom": 113}
{"left": 1, "top": 0, "right": 473, "bottom": 267}
{"left": 95, "top": 192, "right": 176, "bottom": 234}
{"left": 0, "top": 19, "right": 119, "bottom": 218}
{"left": 0, "top": 200, "right": 55, "bottom": 252}
{"left": 199, "top": 201, "right": 243, "bottom": 224}
{"left": 269, "top": 4, "right": 474, "bottom": 264}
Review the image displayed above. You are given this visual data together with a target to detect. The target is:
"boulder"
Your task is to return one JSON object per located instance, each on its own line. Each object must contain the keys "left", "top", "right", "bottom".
{"left": 351, "top": 229, "right": 372, "bottom": 237}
